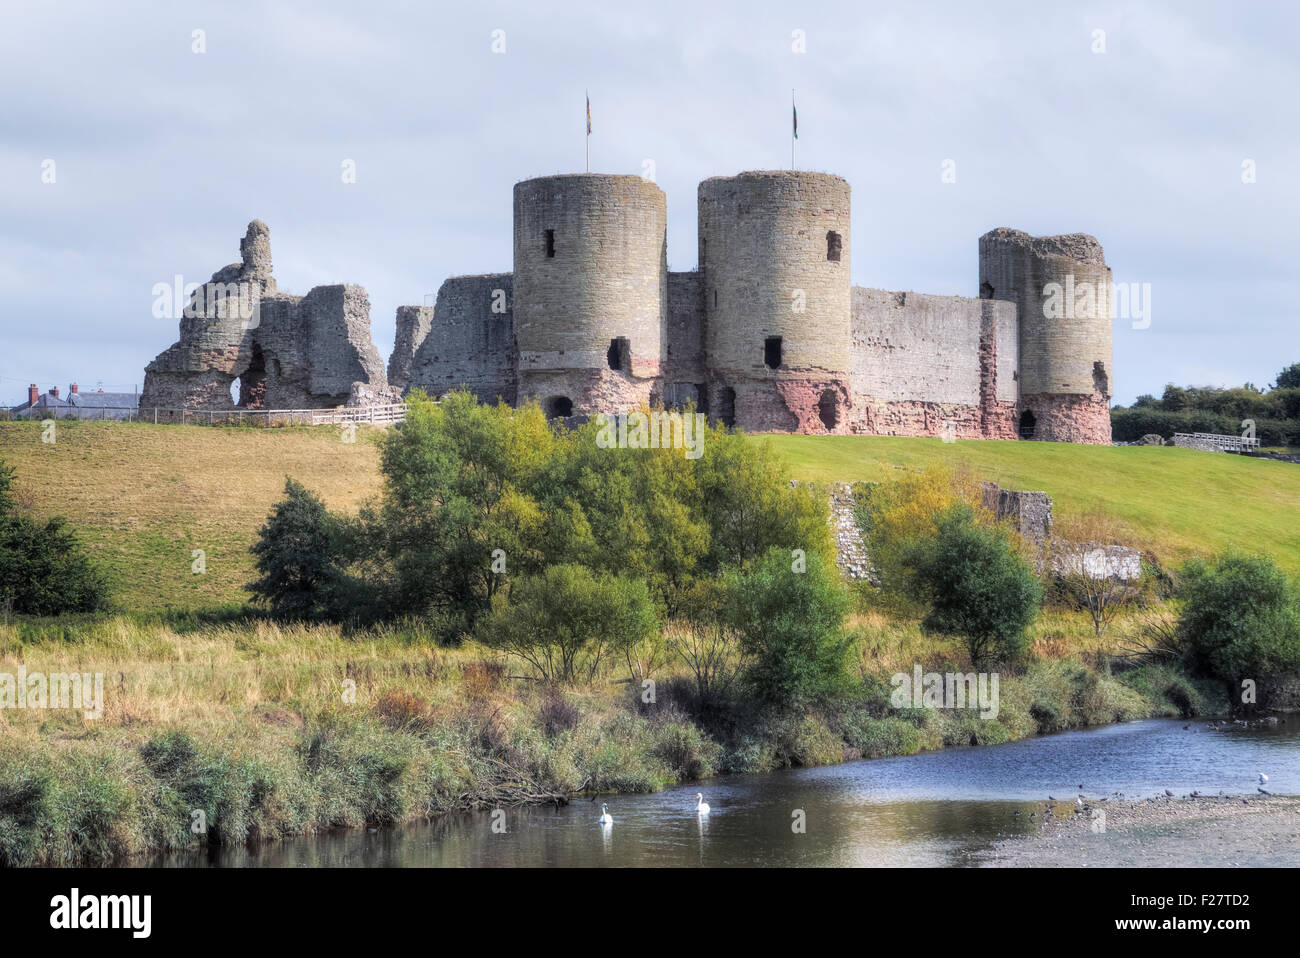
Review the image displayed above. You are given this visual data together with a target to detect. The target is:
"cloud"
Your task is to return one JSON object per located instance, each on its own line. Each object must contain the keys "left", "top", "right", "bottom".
{"left": 1, "top": 0, "right": 1296, "bottom": 405}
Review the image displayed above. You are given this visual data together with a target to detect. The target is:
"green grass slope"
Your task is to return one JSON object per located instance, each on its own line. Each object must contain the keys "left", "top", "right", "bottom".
{"left": 764, "top": 435, "right": 1300, "bottom": 573}
{"left": 2, "top": 422, "right": 1297, "bottom": 613}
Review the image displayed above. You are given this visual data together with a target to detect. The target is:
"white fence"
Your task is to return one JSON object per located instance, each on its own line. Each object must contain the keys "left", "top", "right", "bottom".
{"left": 3, "top": 403, "right": 408, "bottom": 427}
{"left": 1172, "top": 432, "right": 1260, "bottom": 453}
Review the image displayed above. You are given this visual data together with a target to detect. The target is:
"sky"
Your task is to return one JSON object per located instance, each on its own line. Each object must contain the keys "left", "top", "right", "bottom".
{"left": 1, "top": 0, "right": 1296, "bottom": 407}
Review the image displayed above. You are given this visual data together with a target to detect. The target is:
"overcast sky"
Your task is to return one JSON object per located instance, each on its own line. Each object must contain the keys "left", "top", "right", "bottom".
{"left": 1, "top": 0, "right": 1296, "bottom": 407}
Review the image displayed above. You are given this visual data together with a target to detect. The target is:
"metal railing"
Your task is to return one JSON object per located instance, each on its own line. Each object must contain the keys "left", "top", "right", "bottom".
{"left": 2, "top": 403, "right": 408, "bottom": 427}
{"left": 1172, "top": 432, "right": 1260, "bottom": 453}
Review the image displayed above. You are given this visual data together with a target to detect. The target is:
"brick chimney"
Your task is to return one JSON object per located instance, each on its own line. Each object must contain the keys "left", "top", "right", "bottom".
{"left": 28, "top": 383, "right": 37, "bottom": 406}
{"left": 49, "top": 387, "right": 59, "bottom": 399}
{"left": 70, "top": 383, "right": 79, "bottom": 394}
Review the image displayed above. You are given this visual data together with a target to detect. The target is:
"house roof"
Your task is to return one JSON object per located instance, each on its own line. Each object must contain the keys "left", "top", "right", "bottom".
{"left": 68, "top": 392, "right": 138, "bottom": 408}
{"left": 8, "top": 394, "right": 72, "bottom": 414}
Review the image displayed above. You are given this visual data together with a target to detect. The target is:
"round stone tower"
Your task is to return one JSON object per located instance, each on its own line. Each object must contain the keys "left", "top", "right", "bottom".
{"left": 978, "top": 228, "right": 1113, "bottom": 443}
{"left": 698, "top": 170, "right": 851, "bottom": 432}
{"left": 512, "top": 174, "right": 667, "bottom": 418}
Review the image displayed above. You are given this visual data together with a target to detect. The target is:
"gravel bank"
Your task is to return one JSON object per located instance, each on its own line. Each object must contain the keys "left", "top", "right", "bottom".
{"left": 978, "top": 795, "right": 1300, "bottom": 867}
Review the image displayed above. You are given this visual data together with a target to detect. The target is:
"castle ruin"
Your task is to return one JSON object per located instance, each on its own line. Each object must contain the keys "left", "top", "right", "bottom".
{"left": 393, "top": 171, "right": 1114, "bottom": 443}
{"left": 139, "top": 221, "right": 396, "bottom": 414}
{"left": 143, "top": 170, "right": 1115, "bottom": 443}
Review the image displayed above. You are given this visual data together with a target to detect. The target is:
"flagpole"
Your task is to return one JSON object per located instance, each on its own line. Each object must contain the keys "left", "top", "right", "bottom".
{"left": 791, "top": 89, "right": 795, "bottom": 170}
{"left": 585, "top": 89, "right": 590, "bottom": 173}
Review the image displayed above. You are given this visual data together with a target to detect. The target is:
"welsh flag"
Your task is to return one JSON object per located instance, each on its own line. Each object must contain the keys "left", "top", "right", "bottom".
{"left": 793, "top": 99, "right": 798, "bottom": 139}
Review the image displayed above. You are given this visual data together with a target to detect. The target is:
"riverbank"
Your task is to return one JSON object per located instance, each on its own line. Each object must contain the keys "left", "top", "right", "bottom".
{"left": 979, "top": 796, "right": 1300, "bottom": 867}
{"left": 0, "top": 612, "right": 1233, "bottom": 866}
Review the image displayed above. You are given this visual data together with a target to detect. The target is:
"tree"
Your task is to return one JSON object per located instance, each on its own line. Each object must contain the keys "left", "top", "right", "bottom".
{"left": 902, "top": 504, "right": 1042, "bottom": 667}
{"left": 478, "top": 564, "right": 658, "bottom": 683}
{"left": 377, "top": 390, "right": 551, "bottom": 624}
{"left": 248, "top": 479, "right": 347, "bottom": 620}
{"left": 1177, "top": 552, "right": 1300, "bottom": 691}
{"left": 1276, "top": 363, "right": 1300, "bottom": 390}
{"left": 724, "top": 547, "right": 852, "bottom": 710}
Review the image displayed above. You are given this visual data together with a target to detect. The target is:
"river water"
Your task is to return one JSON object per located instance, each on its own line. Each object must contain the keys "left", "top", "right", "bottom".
{"left": 160, "top": 718, "right": 1299, "bottom": 867}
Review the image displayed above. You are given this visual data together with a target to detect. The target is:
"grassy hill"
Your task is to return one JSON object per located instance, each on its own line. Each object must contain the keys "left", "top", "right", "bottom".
{"left": 765, "top": 435, "right": 1300, "bottom": 573}
{"left": 0, "top": 421, "right": 382, "bottom": 612}
{"left": 1, "top": 422, "right": 1297, "bottom": 614}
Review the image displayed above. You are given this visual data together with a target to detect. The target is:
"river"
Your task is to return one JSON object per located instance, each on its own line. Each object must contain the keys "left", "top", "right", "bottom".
{"left": 158, "top": 717, "right": 1299, "bottom": 867}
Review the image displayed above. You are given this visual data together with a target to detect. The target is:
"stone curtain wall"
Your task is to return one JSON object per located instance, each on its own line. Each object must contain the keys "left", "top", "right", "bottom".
{"left": 512, "top": 174, "right": 668, "bottom": 417}
{"left": 663, "top": 270, "right": 707, "bottom": 411}
{"left": 849, "top": 289, "right": 1019, "bottom": 439}
{"left": 403, "top": 274, "right": 516, "bottom": 405}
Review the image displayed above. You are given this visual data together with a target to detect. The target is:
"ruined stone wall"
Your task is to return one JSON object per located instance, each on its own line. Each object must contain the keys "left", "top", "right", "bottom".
{"left": 979, "top": 228, "right": 1113, "bottom": 443}
{"left": 512, "top": 174, "right": 667, "bottom": 417}
{"left": 698, "top": 171, "right": 851, "bottom": 433}
{"left": 849, "top": 288, "right": 1018, "bottom": 438}
{"left": 981, "top": 482, "right": 1053, "bottom": 544}
{"left": 405, "top": 274, "right": 516, "bottom": 405}
{"left": 139, "top": 222, "right": 389, "bottom": 415}
{"left": 388, "top": 305, "right": 433, "bottom": 392}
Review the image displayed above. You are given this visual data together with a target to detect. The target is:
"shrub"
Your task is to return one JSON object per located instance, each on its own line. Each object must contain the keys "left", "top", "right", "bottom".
{"left": 857, "top": 465, "right": 990, "bottom": 604}
{"left": 478, "top": 564, "right": 658, "bottom": 683}
{"left": 538, "top": 686, "right": 581, "bottom": 738}
{"left": 902, "top": 504, "right": 1042, "bottom": 667}
{"left": 1176, "top": 552, "right": 1300, "bottom": 691}
{"left": 839, "top": 711, "right": 922, "bottom": 758}
{"left": 724, "top": 547, "right": 853, "bottom": 711}
{"left": 652, "top": 722, "right": 720, "bottom": 780}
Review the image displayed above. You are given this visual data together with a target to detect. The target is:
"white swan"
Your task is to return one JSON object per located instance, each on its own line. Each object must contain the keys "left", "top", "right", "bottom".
{"left": 696, "top": 793, "right": 711, "bottom": 815}
{"left": 1259, "top": 772, "right": 1269, "bottom": 784}
{"left": 598, "top": 803, "right": 613, "bottom": 825}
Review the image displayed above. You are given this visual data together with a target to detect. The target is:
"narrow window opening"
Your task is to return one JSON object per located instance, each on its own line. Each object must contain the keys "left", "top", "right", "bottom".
{"left": 764, "top": 336, "right": 782, "bottom": 370}
{"left": 826, "top": 231, "right": 842, "bottom": 262}
{"left": 607, "top": 337, "right": 630, "bottom": 371}
{"left": 1018, "top": 410, "right": 1036, "bottom": 440}
{"left": 980, "top": 281, "right": 994, "bottom": 299}
{"left": 545, "top": 230, "right": 555, "bottom": 258}
{"left": 713, "top": 289, "right": 718, "bottom": 308}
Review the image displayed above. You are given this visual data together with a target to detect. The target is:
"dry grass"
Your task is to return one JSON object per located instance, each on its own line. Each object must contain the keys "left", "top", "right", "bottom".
{"left": 0, "top": 421, "right": 383, "bottom": 610}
